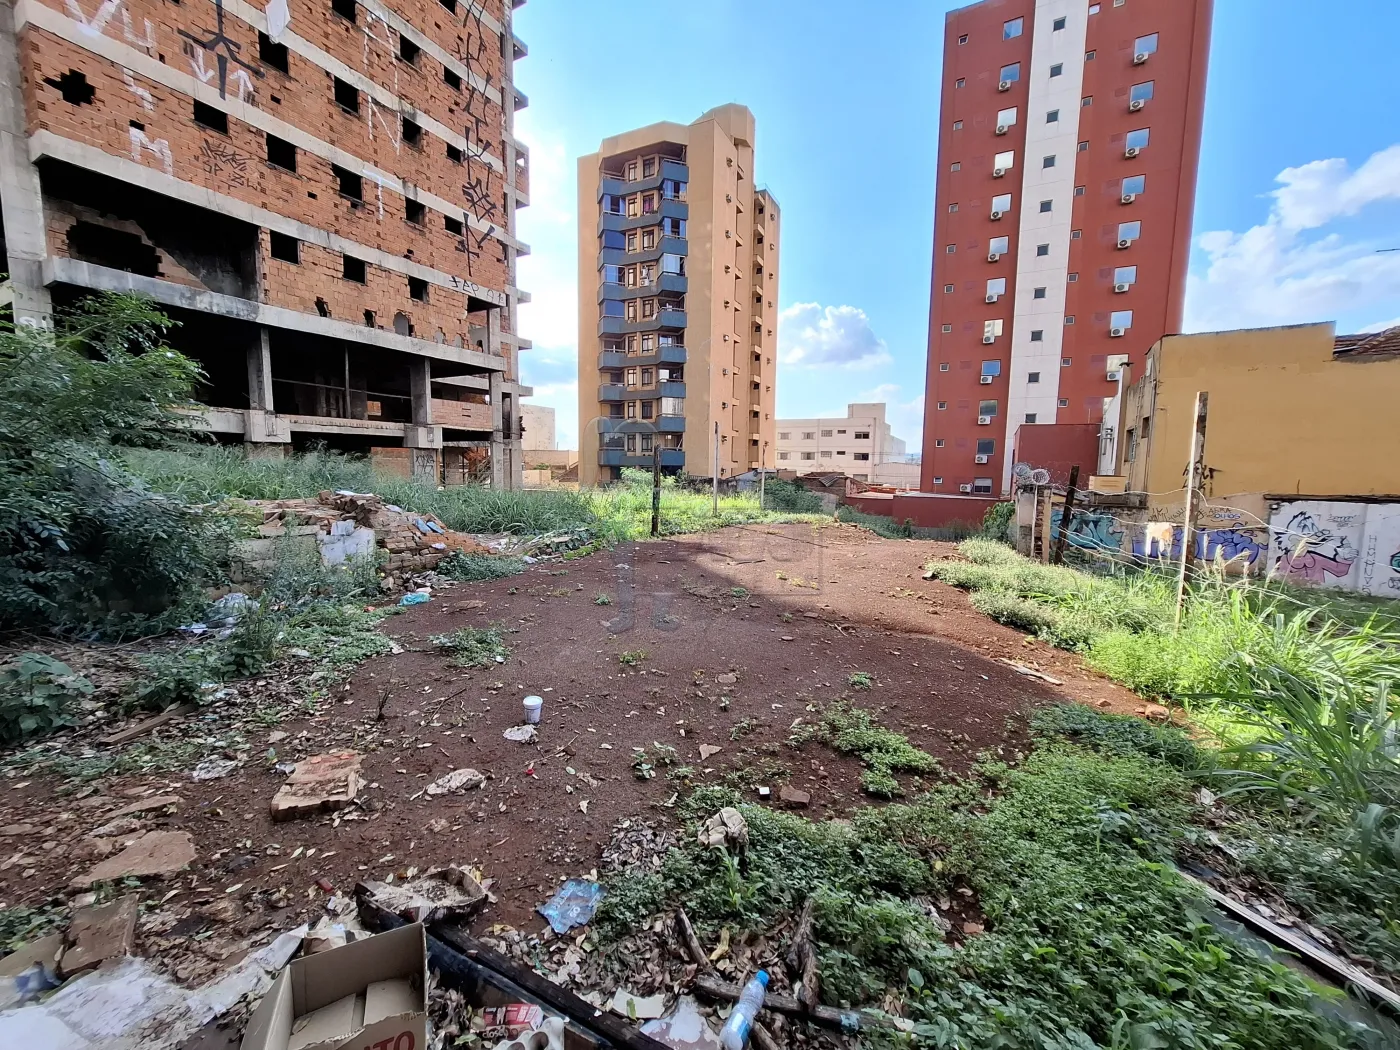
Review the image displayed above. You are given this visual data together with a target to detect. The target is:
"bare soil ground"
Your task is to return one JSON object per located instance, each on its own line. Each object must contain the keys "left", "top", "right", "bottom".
{"left": 0, "top": 522, "right": 1144, "bottom": 980}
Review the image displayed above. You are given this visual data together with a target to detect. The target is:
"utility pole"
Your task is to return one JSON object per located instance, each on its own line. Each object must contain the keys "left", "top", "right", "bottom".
{"left": 1039, "top": 488, "right": 1053, "bottom": 564}
{"left": 1175, "top": 392, "right": 1209, "bottom": 628}
{"left": 1049, "top": 465, "right": 1080, "bottom": 567}
{"left": 650, "top": 442, "right": 661, "bottom": 537}
{"left": 712, "top": 421, "right": 720, "bottom": 517}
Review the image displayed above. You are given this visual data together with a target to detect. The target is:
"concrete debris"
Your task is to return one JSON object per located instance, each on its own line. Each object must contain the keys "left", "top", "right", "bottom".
{"left": 715, "top": 673, "right": 738, "bottom": 686}
{"left": 778, "top": 786, "right": 811, "bottom": 809}
{"left": 502, "top": 725, "right": 538, "bottom": 744}
{"left": 996, "top": 659, "right": 1064, "bottom": 686}
{"left": 72, "top": 830, "right": 196, "bottom": 888}
{"left": 0, "top": 823, "right": 36, "bottom": 837}
{"left": 101, "top": 795, "right": 182, "bottom": 821}
{"left": 697, "top": 745, "right": 723, "bottom": 761}
{"left": 697, "top": 808, "right": 749, "bottom": 852}
{"left": 270, "top": 751, "right": 364, "bottom": 821}
{"left": 59, "top": 894, "right": 139, "bottom": 979}
{"left": 190, "top": 757, "right": 241, "bottom": 781}
{"left": 610, "top": 988, "right": 667, "bottom": 1020}
{"left": 358, "top": 866, "right": 487, "bottom": 923}
{"left": 425, "top": 768, "right": 486, "bottom": 796}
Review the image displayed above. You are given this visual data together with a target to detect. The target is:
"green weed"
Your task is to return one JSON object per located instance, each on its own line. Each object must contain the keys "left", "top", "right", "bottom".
{"left": 593, "top": 593, "right": 612, "bottom": 606}
{"left": 618, "top": 649, "right": 648, "bottom": 667}
{"left": 847, "top": 671, "right": 874, "bottom": 690}
{"left": 0, "top": 653, "right": 91, "bottom": 745}
{"left": 431, "top": 626, "right": 509, "bottom": 668}
{"left": 803, "top": 702, "right": 938, "bottom": 797}
{"left": 438, "top": 551, "right": 526, "bottom": 582}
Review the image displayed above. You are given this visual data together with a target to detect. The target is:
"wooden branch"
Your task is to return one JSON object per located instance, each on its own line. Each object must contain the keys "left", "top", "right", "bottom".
{"left": 675, "top": 908, "right": 708, "bottom": 969}
{"left": 692, "top": 973, "right": 891, "bottom": 1032}
{"left": 784, "top": 897, "right": 820, "bottom": 1013}
{"left": 751, "top": 1021, "right": 781, "bottom": 1050}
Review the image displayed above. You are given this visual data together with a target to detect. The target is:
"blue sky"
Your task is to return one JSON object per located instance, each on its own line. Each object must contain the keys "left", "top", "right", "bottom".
{"left": 512, "top": 0, "right": 1400, "bottom": 452}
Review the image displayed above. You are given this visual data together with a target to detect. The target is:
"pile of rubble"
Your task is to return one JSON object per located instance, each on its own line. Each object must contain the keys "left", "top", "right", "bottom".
{"left": 227, "top": 490, "right": 489, "bottom": 583}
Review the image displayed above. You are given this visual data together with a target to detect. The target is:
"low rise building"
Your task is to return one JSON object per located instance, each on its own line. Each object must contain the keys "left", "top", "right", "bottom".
{"left": 775, "top": 403, "right": 918, "bottom": 486}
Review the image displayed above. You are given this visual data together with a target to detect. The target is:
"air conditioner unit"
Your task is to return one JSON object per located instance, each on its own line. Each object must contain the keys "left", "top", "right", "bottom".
{"left": 979, "top": 375, "right": 994, "bottom": 385}
{"left": 985, "top": 294, "right": 999, "bottom": 303}
{"left": 995, "top": 124, "right": 1009, "bottom": 135}
{"left": 977, "top": 415, "right": 992, "bottom": 425}
{"left": 987, "top": 252, "right": 1001, "bottom": 262}
{"left": 990, "top": 210, "right": 1004, "bottom": 220}
{"left": 1129, "top": 99, "right": 1145, "bottom": 112}
{"left": 1106, "top": 369, "right": 1122, "bottom": 382}
{"left": 1125, "top": 146, "right": 1141, "bottom": 159}
{"left": 975, "top": 454, "right": 990, "bottom": 464}
{"left": 1117, "top": 238, "right": 1133, "bottom": 249}
{"left": 1133, "top": 51, "right": 1149, "bottom": 65}
{"left": 1114, "top": 282, "right": 1130, "bottom": 293}
{"left": 983, "top": 335, "right": 996, "bottom": 344}
{"left": 959, "top": 484, "right": 973, "bottom": 493}
{"left": 998, "top": 80, "right": 1012, "bottom": 91}
{"left": 1121, "top": 193, "right": 1137, "bottom": 205}
{"left": 1110, "top": 327, "right": 1126, "bottom": 338}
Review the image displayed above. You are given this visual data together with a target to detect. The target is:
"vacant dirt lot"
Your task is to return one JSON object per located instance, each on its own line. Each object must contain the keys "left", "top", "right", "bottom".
{"left": 0, "top": 522, "right": 1141, "bottom": 974}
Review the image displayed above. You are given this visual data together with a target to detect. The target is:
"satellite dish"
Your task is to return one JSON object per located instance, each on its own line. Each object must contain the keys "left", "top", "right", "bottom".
{"left": 1012, "top": 462, "right": 1033, "bottom": 481}
{"left": 1030, "top": 468, "right": 1051, "bottom": 486}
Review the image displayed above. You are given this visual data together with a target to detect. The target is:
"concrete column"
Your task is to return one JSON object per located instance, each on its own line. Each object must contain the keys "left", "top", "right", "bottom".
{"left": 0, "top": 0, "right": 52, "bottom": 326}
{"left": 247, "top": 328, "right": 274, "bottom": 410}
{"left": 409, "top": 357, "right": 432, "bottom": 425}
{"left": 244, "top": 326, "right": 291, "bottom": 446}
{"left": 488, "top": 368, "right": 505, "bottom": 490}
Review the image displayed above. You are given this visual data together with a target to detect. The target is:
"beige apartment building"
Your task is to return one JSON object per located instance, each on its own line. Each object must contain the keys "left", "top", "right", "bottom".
{"left": 776, "top": 403, "right": 919, "bottom": 487}
{"left": 576, "top": 105, "right": 779, "bottom": 485}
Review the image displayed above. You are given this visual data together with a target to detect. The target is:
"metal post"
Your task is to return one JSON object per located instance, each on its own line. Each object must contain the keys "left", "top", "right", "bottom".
{"left": 1175, "top": 392, "right": 1209, "bottom": 629}
{"left": 650, "top": 442, "right": 661, "bottom": 537}
{"left": 1049, "top": 464, "right": 1080, "bottom": 567}
{"left": 712, "top": 421, "right": 720, "bottom": 517}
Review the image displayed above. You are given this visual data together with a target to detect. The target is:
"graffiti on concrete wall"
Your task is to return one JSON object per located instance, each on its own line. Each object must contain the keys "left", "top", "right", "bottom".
{"left": 1050, "top": 509, "right": 1265, "bottom": 569}
{"left": 1268, "top": 500, "right": 1400, "bottom": 596}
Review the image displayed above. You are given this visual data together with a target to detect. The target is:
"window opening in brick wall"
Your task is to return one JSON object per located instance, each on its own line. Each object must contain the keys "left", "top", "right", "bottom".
{"left": 192, "top": 100, "right": 228, "bottom": 134}
{"left": 258, "top": 32, "right": 289, "bottom": 73}
{"left": 269, "top": 231, "right": 300, "bottom": 263}
{"left": 342, "top": 255, "right": 366, "bottom": 282}
{"left": 44, "top": 70, "right": 95, "bottom": 105}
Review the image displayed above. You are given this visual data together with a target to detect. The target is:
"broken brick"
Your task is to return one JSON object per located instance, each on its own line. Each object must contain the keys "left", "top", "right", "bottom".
{"left": 60, "top": 894, "right": 138, "bottom": 978}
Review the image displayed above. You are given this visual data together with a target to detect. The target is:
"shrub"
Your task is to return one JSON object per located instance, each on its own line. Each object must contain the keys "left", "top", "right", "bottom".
{"left": 804, "top": 702, "right": 938, "bottom": 796}
{"left": 438, "top": 551, "right": 526, "bottom": 582}
{"left": 978, "top": 502, "right": 1015, "bottom": 543}
{"left": 762, "top": 478, "right": 824, "bottom": 514}
{"left": 0, "top": 653, "right": 92, "bottom": 745}
{"left": 430, "top": 626, "right": 509, "bottom": 668}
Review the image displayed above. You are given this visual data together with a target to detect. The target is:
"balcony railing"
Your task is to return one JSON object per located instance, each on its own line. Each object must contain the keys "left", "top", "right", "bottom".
{"left": 597, "top": 344, "right": 687, "bottom": 370}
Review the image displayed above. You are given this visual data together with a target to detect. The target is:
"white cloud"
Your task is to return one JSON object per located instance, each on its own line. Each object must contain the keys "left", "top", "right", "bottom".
{"left": 1186, "top": 143, "right": 1400, "bottom": 333}
{"left": 778, "top": 302, "right": 892, "bottom": 369}
{"left": 1362, "top": 316, "right": 1400, "bottom": 333}
{"left": 513, "top": 113, "right": 579, "bottom": 353}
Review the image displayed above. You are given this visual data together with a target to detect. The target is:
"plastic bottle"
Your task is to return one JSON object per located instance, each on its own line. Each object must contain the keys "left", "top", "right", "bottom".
{"left": 719, "top": 970, "right": 769, "bottom": 1050}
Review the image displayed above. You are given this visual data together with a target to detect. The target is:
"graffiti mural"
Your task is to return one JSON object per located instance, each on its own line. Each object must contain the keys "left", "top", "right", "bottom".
{"left": 1267, "top": 500, "right": 1400, "bottom": 596}
{"left": 179, "top": 0, "right": 262, "bottom": 100}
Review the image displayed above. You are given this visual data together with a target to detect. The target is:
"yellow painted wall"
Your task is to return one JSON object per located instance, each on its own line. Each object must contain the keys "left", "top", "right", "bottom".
{"left": 1131, "top": 323, "right": 1400, "bottom": 500}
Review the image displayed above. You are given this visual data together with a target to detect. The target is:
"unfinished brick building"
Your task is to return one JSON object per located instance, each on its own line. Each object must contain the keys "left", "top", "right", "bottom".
{"left": 0, "top": 0, "right": 531, "bottom": 485}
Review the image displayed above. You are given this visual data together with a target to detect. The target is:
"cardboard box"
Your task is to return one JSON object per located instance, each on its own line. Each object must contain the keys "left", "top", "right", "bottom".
{"left": 241, "top": 923, "right": 427, "bottom": 1050}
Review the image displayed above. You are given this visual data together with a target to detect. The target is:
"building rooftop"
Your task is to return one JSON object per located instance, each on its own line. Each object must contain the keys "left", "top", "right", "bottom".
{"left": 1334, "top": 326, "right": 1400, "bottom": 359}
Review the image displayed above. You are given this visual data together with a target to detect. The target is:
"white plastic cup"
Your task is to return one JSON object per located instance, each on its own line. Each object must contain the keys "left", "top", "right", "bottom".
{"left": 523, "top": 695, "right": 543, "bottom": 724}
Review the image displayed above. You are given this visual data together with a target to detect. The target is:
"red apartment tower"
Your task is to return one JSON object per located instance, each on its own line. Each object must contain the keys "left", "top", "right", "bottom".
{"left": 919, "top": 0, "right": 1212, "bottom": 495}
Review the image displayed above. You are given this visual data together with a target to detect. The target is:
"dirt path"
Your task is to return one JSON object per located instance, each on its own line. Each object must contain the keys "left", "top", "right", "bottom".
{"left": 0, "top": 523, "right": 1142, "bottom": 977}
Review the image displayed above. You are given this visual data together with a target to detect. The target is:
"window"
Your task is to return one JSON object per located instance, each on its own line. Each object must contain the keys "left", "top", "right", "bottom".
{"left": 333, "top": 165, "right": 362, "bottom": 201}
{"left": 1089, "top": 3, "right": 1100, "bottom": 11}
{"left": 1075, "top": 185, "right": 1086, "bottom": 196}
{"left": 1046, "top": 109, "right": 1059, "bottom": 123}
{"left": 601, "top": 300, "right": 624, "bottom": 318}
{"left": 1003, "top": 16, "right": 1023, "bottom": 39}
{"left": 408, "top": 276, "right": 428, "bottom": 302}
{"left": 800, "top": 452, "right": 816, "bottom": 461}
{"left": 979, "top": 400, "right": 998, "bottom": 417}
{"left": 192, "top": 100, "right": 227, "bottom": 133}
{"left": 958, "top": 33, "right": 968, "bottom": 44}
{"left": 1039, "top": 199, "right": 1053, "bottom": 213}
{"left": 948, "top": 203, "right": 959, "bottom": 213}
{"left": 993, "top": 150, "right": 1015, "bottom": 170}
{"left": 330, "top": 0, "right": 355, "bottom": 20}
{"left": 1110, "top": 310, "right": 1134, "bottom": 329}
{"left": 1126, "top": 128, "right": 1150, "bottom": 149}
{"left": 955, "top": 78, "right": 965, "bottom": 88}
{"left": 946, "top": 244, "right": 957, "bottom": 254}
{"left": 1042, "top": 155, "right": 1055, "bottom": 168}
{"left": 1049, "top": 63, "right": 1063, "bottom": 77}
{"left": 642, "top": 368, "right": 654, "bottom": 386}
{"left": 1058, "top": 398, "right": 1070, "bottom": 408}
{"left": 1131, "top": 81, "right": 1155, "bottom": 103}
{"left": 778, "top": 432, "right": 790, "bottom": 440}
{"left": 270, "top": 231, "right": 299, "bottom": 263}
{"left": 1125, "top": 428, "right": 1137, "bottom": 462}
{"left": 933, "top": 477, "right": 944, "bottom": 485}
{"left": 602, "top": 230, "right": 625, "bottom": 251}
{"left": 1114, "top": 265, "right": 1138, "bottom": 285}
{"left": 1000, "top": 63, "right": 1021, "bottom": 83}
{"left": 1085, "top": 50, "right": 1096, "bottom": 61}
{"left": 989, "top": 236, "right": 1010, "bottom": 254}
{"left": 1053, "top": 15, "right": 1066, "bottom": 30}
{"left": 442, "top": 214, "right": 462, "bottom": 236}
{"left": 855, "top": 430, "right": 871, "bottom": 440}
{"left": 398, "top": 34, "right": 419, "bottom": 64}
{"left": 981, "top": 360, "right": 1001, "bottom": 376}
{"left": 641, "top": 402, "right": 654, "bottom": 420}
{"left": 1082, "top": 96, "right": 1093, "bottom": 107}
{"left": 952, "top": 120, "right": 963, "bottom": 130}
{"left": 977, "top": 439, "right": 995, "bottom": 455}
{"left": 1068, "top": 272, "right": 1079, "bottom": 282}
{"left": 1030, "top": 330, "right": 1044, "bottom": 342}
{"left": 624, "top": 367, "right": 638, "bottom": 387}
{"left": 259, "top": 32, "right": 289, "bottom": 73}
{"left": 342, "top": 255, "right": 366, "bottom": 282}
{"left": 945, "top": 284, "right": 955, "bottom": 293}
{"left": 991, "top": 193, "right": 1012, "bottom": 213}
{"left": 1123, "top": 174, "right": 1146, "bottom": 195}
{"left": 642, "top": 230, "right": 655, "bottom": 250}
{"left": 401, "top": 116, "right": 421, "bottom": 148}
{"left": 643, "top": 158, "right": 656, "bottom": 177}
{"left": 1025, "top": 413, "right": 1037, "bottom": 423}
{"left": 1065, "top": 316, "right": 1076, "bottom": 325}
{"left": 333, "top": 77, "right": 359, "bottom": 113}
{"left": 935, "top": 440, "right": 945, "bottom": 448}
{"left": 984, "top": 319, "right": 1004, "bottom": 340}
{"left": 802, "top": 431, "right": 815, "bottom": 440}
{"left": 820, "top": 451, "right": 833, "bottom": 459}
{"left": 1028, "top": 371, "right": 1040, "bottom": 383}
{"left": 837, "top": 429, "right": 847, "bottom": 435}
{"left": 777, "top": 452, "right": 790, "bottom": 461}
{"left": 950, "top": 161, "right": 961, "bottom": 171}
{"left": 626, "top": 231, "right": 637, "bottom": 251}
{"left": 940, "top": 362, "right": 950, "bottom": 370}
{"left": 987, "top": 277, "right": 1006, "bottom": 297}
{"left": 1078, "top": 140, "right": 1089, "bottom": 152}
{"left": 446, "top": 144, "right": 462, "bottom": 163}
{"left": 625, "top": 197, "right": 638, "bottom": 217}
{"left": 443, "top": 67, "right": 460, "bottom": 90}
{"left": 1033, "top": 287, "right": 1046, "bottom": 299}
{"left": 997, "top": 106, "right": 1018, "bottom": 127}
{"left": 1071, "top": 230, "right": 1082, "bottom": 239}
{"left": 853, "top": 452, "right": 870, "bottom": 462}
{"left": 1135, "top": 33, "right": 1160, "bottom": 55}
{"left": 404, "top": 199, "right": 425, "bottom": 225}
{"left": 1062, "top": 357, "right": 1072, "bottom": 366}
{"left": 937, "top": 401, "right": 948, "bottom": 411}
{"left": 821, "top": 429, "right": 833, "bottom": 437}
{"left": 973, "top": 478, "right": 993, "bottom": 494}
{"left": 1036, "top": 243, "right": 1049, "bottom": 257}
{"left": 1119, "top": 220, "right": 1142, "bottom": 242}
{"left": 266, "top": 134, "right": 295, "bottom": 171}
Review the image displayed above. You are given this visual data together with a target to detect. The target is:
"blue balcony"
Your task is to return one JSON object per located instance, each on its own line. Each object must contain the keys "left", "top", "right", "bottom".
{"left": 658, "top": 344, "right": 687, "bottom": 365}
{"left": 595, "top": 272, "right": 688, "bottom": 304}
{"left": 600, "top": 448, "right": 685, "bottom": 469}
{"left": 657, "top": 414, "right": 685, "bottom": 433}
{"left": 659, "top": 380, "right": 686, "bottom": 399}
{"left": 597, "top": 199, "right": 689, "bottom": 235}
{"left": 597, "top": 310, "right": 687, "bottom": 337}
{"left": 598, "top": 349, "right": 628, "bottom": 369}
{"left": 599, "top": 235, "right": 687, "bottom": 268}
{"left": 597, "top": 159, "right": 688, "bottom": 200}
{"left": 598, "top": 383, "right": 625, "bottom": 401}
{"left": 596, "top": 345, "right": 687, "bottom": 370}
